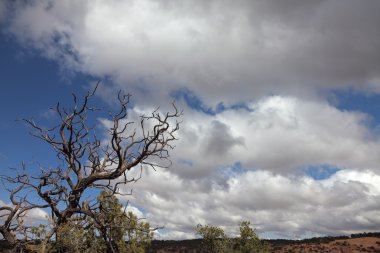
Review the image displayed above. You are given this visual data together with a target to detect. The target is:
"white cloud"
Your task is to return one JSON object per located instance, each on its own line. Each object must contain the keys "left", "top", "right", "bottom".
{"left": 170, "top": 96, "right": 380, "bottom": 177}
{"left": 23, "top": 208, "right": 49, "bottom": 225}
{"left": 5, "top": 0, "right": 380, "bottom": 106}
{"left": 110, "top": 96, "right": 380, "bottom": 238}
{"left": 125, "top": 204, "right": 144, "bottom": 218}
{"left": 155, "top": 230, "right": 195, "bottom": 240}
{"left": 123, "top": 168, "right": 380, "bottom": 239}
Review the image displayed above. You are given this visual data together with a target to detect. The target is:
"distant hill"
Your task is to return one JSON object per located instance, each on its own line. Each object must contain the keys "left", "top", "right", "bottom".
{"left": 148, "top": 232, "right": 380, "bottom": 253}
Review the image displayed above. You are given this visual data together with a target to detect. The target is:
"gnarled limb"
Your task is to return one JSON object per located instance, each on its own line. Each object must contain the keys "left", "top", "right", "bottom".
{"left": 18, "top": 83, "right": 181, "bottom": 245}
{"left": 0, "top": 173, "right": 48, "bottom": 249}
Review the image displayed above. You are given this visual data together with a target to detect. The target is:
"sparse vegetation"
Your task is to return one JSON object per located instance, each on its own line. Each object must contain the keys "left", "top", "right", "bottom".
{"left": 195, "top": 221, "right": 269, "bottom": 253}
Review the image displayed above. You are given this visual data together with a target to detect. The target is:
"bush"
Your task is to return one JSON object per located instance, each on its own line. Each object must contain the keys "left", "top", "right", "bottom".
{"left": 237, "top": 221, "right": 269, "bottom": 253}
{"left": 196, "top": 224, "right": 231, "bottom": 252}
{"left": 196, "top": 221, "right": 269, "bottom": 253}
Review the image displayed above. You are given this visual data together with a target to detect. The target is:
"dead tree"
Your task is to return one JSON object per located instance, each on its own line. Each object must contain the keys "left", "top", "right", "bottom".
{"left": 9, "top": 83, "right": 181, "bottom": 251}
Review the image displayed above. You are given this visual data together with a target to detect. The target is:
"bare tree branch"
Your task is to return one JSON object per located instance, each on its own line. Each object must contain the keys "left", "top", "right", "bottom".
{"left": 0, "top": 174, "right": 48, "bottom": 248}
{"left": 2, "top": 83, "right": 181, "bottom": 250}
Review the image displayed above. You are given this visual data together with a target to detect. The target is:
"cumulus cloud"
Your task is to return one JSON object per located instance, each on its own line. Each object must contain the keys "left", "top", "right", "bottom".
{"left": 108, "top": 96, "right": 380, "bottom": 238}
{"left": 125, "top": 204, "right": 144, "bottom": 218}
{"left": 170, "top": 96, "right": 380, "bottom": 177}
{"left": 5, "top": 0, "right": 380, "bottom": 105}
{"left": 123, "top": 168, "right": 380, "bottom": 239}
{"left": 155, "top": 230, "right": 195, "bottom": 241}
{"left": 4, "top": 0, "right": 380, "bottom": 239}
{"left": 23, "top": 208, "right": 49, "bottom": 226}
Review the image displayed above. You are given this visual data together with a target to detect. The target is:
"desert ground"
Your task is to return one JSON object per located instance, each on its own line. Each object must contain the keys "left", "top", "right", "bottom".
{"left": 268, "top": 237, "right": 380, "bottom": 253}
{"left": 148, "top": 234, "right": 380, "bottom": 252}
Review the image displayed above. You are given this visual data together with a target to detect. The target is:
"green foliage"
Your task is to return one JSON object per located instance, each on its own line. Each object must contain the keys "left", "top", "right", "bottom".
{"left": 196, "top": 221, "right": 269, "bottom": 253}
{"left": 195, "top": 224, "right": 231, "bottom": 253}
{"left": 96, "top": 191, "right": 154, "bottom": 252}
{"left": 123, "top": 211, "right": 153, "bottom": 252}
{"left": 42, "top": 191, "right": 154, "bottom": 253}
{"left": 52, "top": 222, "right": 99, "bottom": 253}
{"left": 237, "top": 221, "right": 269, "bottom": 253}
{"left": 30, "top": 224, "right": 47, "bottom": 240}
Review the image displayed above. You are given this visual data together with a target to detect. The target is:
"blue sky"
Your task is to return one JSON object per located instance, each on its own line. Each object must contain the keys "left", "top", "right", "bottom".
{"left": 0, "top": 35, "right": 93, "bottom": 173}
{"left": 2, "top": 0, "right": 380, "bottom": 240}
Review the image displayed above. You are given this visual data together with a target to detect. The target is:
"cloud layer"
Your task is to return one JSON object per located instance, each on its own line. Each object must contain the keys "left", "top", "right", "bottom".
{"left": 3, "top": 0, "right": 380, "bottom": 239}
{"left": 6, "top": 0, "right": 380, "bottom": 105}
{"left": 126, "top": 168, "right": 380, "bottom": 239}
{"left": 114, "top": 97, "right": 380, "bottom": 239}
{"left": 170, "top": 96, "right": 380, "bottom": 177}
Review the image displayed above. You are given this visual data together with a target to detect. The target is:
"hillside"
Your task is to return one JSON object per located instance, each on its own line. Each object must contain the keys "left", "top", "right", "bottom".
{"left": 148, "top": 233, "right": 380, "bottom": 253}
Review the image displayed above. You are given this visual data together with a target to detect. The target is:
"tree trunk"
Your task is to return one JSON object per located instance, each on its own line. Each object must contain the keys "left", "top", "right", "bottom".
{"left": 39, "top": 228, "right": 55, "bottom": 253}
{"left": 40, "top": 241, "right": 47, "bottom": 253}
{"left": 0, "top": 228, "right": 17, "bottom": 249}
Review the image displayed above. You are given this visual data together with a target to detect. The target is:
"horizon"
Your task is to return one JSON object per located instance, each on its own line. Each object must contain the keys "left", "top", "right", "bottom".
{"left": 1, "top": 0, "right": 380, "bottom": 241}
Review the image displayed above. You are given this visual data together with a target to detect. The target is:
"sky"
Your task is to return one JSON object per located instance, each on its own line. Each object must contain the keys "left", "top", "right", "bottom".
{"left": 1, "top": 0, "right": 380, "bottom": 240}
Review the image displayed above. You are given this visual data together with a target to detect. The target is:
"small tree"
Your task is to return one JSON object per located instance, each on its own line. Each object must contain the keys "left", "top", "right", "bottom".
{"left": 237, "top": 221, "right": 269, "bottom": 253}
{"left": 195, "top": 224, "right": 231, "bottom": 253}
{"left": 196, "top": 221, "right": 269, "bottom": 253}
{"left": 123, "top": 211, "right": 152, "bottom": 253}
{"left": 48, "top": 191, "right": 154, "bottom": 253}
{"left": 53, "top": 222, "right": 94, "bottom": 253}
{"left": 95, "top": 191, "right": 153, "bottom": 252}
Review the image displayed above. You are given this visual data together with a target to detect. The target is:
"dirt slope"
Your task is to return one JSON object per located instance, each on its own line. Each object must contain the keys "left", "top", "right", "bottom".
{"left": 270, "top": 237, "right": 380, "bottom": 253}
